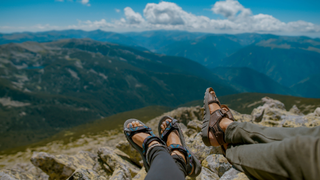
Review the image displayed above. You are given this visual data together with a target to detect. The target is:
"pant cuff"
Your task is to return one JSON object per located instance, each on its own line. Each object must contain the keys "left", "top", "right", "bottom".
{"left": 225, "top": 121, "right": 240, "bottom": 143}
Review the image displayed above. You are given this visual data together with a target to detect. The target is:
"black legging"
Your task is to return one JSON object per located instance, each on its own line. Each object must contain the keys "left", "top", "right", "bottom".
{"left": 145, "top": 146, "right": 186, "bottom": 180}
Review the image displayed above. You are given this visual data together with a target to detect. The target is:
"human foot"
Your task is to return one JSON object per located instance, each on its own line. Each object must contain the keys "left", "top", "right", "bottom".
{"left": 160, "top": 119, "right": 186, "bottom": 161}
{"left": 160, "top": 118, "right": 196, "bottom": 175}
{"left": 208, "top": 91, "right": 233, "bottom": 147}
{"left": 127, "top": 120, "right": 159, "bottom": 148}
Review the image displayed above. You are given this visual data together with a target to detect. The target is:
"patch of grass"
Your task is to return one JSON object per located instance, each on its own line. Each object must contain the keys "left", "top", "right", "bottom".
{"left": 0, "top": 105, "right": 171, "bottom": 155}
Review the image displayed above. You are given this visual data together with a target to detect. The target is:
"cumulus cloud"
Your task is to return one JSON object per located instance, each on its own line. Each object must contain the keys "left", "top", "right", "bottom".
{"left": 80, "top": 0, "right": 90, "bottom": 6}
{"left": 5, "top": 0, "right": 320, "bottom": 34}
{"left": 115, "top": 8, "right": 121, "bottom": 13}
{"left": 124, "top": 7, "right": 145, "bottom": 24}
{"left": 143, "top": 2, "right": 185, "bottom": 25}
{"left": 212, "top": 0, "right": 251, "bottom": 20}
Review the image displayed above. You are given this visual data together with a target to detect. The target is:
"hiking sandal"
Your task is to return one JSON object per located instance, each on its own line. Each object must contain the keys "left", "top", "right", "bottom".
{"left": 158, "top": 116, "right": 202, "bottom": 177}
{"left": 201, "top": 88, "right": 234, "bottom": 153}
{"left": 124, "top": 119, "right": 167, "bottom": 172}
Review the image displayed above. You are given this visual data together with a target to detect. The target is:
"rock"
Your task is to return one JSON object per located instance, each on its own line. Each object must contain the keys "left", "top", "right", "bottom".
{"left": 170, "top": 106, "right": 202, "bottom": 125}
{"left": 31, "top": 151, "right": 106, "bottom": 180}
{"left": 220, "top": 168, "right": 249, "bottom": 180}
{"left": 98, "top": 147, "right": 139, "bottom": 178}
{"left": 251, "top": 97, "right": 290, "bottom": 126}
{"left": 187, "top": 120, "right": 202, "bottom": 132}
{"left": 315, "top": 107, "right": 320, "bottom": 116}
{"left": 185, "top": 129, "right": 197, "bottom": 137}
{"left": 230, "top": 110, "right": 252, "bottom": 122}
{"left": 202, "top": 154, "right": 232, "bottom": 177}
{"left": 109, "top": 168, "right": 131, "bottom": 180}
{"left": 187, "top": 133, "right": 223, "bottom": 161}
{"left": 132, "top": 168, "right": 146, "bottom": 180}
{"left": 179, "top": 123, "right": 188, "bottom": 133}
{"left": 261, "top": 97, "right": 285, "bottom": 110}
{"left": 289, "top": 105, "right": 303, "bottom": 115}
{"left": 116, "top": 141, "right": 142, "bottom": 166}
{"left": 67, "top": 169, "right": 108, "bottom": 180}
{"left": 10, "top": 163, "right": 49, "bottom": 179}
{"left": 186, "top": 167, "right": 219, "bottom": 180}
{"left": 0, "top": 169, "right": 38, "bottom": 180}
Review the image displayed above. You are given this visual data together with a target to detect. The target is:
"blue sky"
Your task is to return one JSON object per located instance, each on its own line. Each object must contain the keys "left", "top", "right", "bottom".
{"left": 1, "top": 0, "right": 320, "bottom": 36}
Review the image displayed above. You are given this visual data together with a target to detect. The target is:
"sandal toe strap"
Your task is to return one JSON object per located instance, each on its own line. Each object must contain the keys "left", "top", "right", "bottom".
{"left": 161, "top": 118, "right": 179, "bottom": 141}
{"left": 124, "top": 125, "right": 154, "bottom": 138}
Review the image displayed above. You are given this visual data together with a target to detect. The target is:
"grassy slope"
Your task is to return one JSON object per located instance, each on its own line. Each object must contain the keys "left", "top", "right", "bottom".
{"left": 0, "top": 105, "right": 171, "bottom": 155}
{"left": 179, "top": 93, "right": 320, "bottom": 114}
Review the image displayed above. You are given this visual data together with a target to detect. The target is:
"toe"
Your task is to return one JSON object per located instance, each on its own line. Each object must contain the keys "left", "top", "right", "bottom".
{"left": 127, "top": 123, "right": 133, "bottom": 128}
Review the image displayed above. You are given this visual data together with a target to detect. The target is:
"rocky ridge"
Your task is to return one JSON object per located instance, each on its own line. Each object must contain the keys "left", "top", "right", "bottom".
{"left": 1, "top": 97, "right": 320, "bottom": 180}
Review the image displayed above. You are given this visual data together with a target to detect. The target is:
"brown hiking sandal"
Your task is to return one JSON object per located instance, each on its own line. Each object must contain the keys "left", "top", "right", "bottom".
{"left": 201, "top": 88, "right": 234, "bottom": 153}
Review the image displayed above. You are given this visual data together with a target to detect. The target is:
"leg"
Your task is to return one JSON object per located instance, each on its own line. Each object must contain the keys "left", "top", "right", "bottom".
{"left": 126, "top": 121, "right": 185, "bottom": 180}
{"left": 145, "top": 146, "right": 185, "bottom": 180}
{"left": 205, "top": 89, "right": 320, "bottom": 146}
{"left": 226, "top": 121, "right": 320, "bottom": 144}
{"left": 226, "top": 136, "right": 320, "bottom": 180}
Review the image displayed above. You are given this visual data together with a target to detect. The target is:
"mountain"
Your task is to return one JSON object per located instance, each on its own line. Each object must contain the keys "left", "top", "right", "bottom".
{"left": 157, "top": 34, "right": 244, "bottom": 68}
{"left": 0, "top": 38, "right": 238, "bottom": 151}
{"left": 212, "top": 67, "right": 295, "bottom": 95}
{"left": 0, "top": 30, "right": 140, "bottom": 48}
{"left": 291, "top": 74, "right": 320, "bottom": 98}
{"left": 123, "top": 30, "right": 205, "bottom": 51}
{"left": 222, "top": 37, "right": 320, "bottom": 87}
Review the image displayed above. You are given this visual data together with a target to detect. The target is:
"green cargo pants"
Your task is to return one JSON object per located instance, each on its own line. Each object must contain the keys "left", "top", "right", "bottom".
{"left": 224, "top": 122, "right": 320, "bottom": 180}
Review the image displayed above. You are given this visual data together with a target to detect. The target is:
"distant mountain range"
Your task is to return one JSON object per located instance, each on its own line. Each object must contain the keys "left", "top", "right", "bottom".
{"left": 1, "top": 30, "right": 320, "bottom": 92}
{"left": 0, "top": 30, "right": 319, "bottom": 151}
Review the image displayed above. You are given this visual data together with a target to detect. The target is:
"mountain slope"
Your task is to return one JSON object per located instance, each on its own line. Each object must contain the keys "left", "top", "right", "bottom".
{"left": 222, "top": 44, "right": 320, "bottom": 87}
{"left": 0, "top": 39, "right": 238, "bottom": 151}
{"left": 158, "top": 34, "right": 243, "bottom": 68}
{"left": 291, "top": 74, "right": 320, "bottom": 98}
{"left": 213, "top": 67, "right": 295, "bottom": 95}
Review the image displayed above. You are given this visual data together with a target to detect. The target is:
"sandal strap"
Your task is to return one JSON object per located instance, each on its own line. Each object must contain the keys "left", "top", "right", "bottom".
{"left": 209, "top": 109, "right": 230, "bottom": 145}
{"left": 207, "top": 89, "right": 221, "bottom": 106}
{"left": 161, "top": 118, "right": 179, "bottom": 142}
{"left": 124, "top": 125, "right": 155, "bottom": 138}
{"left": 221, "top": 105, "right": 235, "bottom": 121}
{"left": 142, "top": 136, "right": 165, "bottom": 155}
{"left": 168, "top": 144, "right": 194, "bottom": 175}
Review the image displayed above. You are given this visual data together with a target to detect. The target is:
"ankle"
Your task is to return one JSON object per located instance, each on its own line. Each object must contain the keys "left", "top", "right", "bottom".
{"left": 148, "top": 141, "right": 160, "bottom": 148}
{"left": 171, "top": 150, "right": 186, "bottom": 162}
{"left": 219, "top": 117, "right": 233, "bottom": 132}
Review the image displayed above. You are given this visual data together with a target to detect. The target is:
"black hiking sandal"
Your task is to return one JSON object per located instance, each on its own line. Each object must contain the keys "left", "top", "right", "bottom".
{"left": 124, "top": 119, "right": 167, "bottom": 172}
{"left": 201, "top": 87, "right": 235, "bottom": 155}
{"left": 158, "top": 116, "right": 202, "bottom": 177}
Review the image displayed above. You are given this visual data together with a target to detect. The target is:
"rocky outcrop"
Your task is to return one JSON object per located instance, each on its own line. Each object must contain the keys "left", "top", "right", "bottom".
{"left": 1, "top": 97, "right": 320, "bottom": 180}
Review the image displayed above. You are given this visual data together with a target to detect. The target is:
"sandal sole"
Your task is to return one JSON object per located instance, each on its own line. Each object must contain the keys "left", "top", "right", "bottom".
{"left": 201, "top": 88, "right": 213, "bottom": 146}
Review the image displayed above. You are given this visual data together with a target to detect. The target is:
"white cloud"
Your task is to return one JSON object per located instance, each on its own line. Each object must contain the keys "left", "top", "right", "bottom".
{"left": 212, "top": 0, "right": 251, "bottom": 20}
{"left": 115, "top": 8, "right": 121, "bottom": 13}
{"left": 4, "top": 0, "right": 320, "bottom": 35}
{"left": 80, "top": 0, "right": 90, "bottom": 6}
{"left": 143, "top": 2, "right": 185, "bottom": 25}
{"left": 124, "top": 7, "right": 145, "bottom": 24}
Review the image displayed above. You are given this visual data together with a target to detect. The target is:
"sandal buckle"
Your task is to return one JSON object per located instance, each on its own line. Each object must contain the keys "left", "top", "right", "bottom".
{"left": 218, "top": 109, "right": 225, "bottom": 117}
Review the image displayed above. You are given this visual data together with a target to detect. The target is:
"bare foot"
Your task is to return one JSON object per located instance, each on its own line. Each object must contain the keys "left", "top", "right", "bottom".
{"left": 208, "top": 91, "right": 233, "bottom": 148}
{"left": 161, "top": 119, "right": 194, "bottom": 174}
{"left": 127, "top": 121, "right": 159, "bottom": 148}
